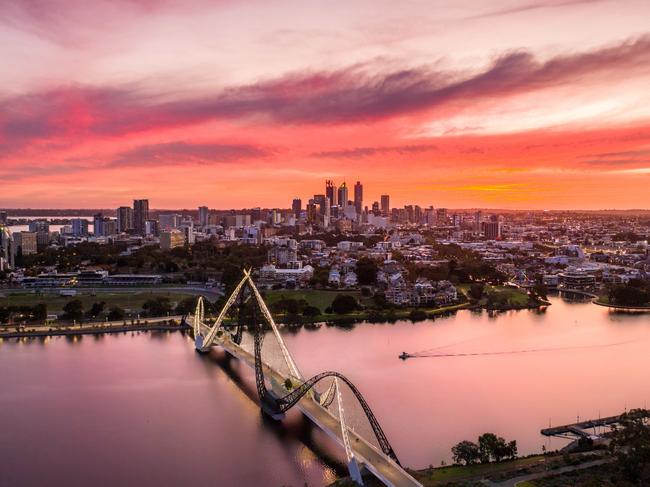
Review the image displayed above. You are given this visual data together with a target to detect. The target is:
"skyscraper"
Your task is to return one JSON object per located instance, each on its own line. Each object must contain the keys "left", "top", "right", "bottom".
{"left": 133, "top": 199, "right": 149, "bottom": 235}
{"left": 325, "top": 180, "right": 337, "bottom": 207}
{"left": 116, "top": 206, "right": 133, "bottom": 233}
{"left": 198, "top": 206, "right": 209, "bottom": 227}
{"left": 292, "top": 198, "right": 302, "bottom": 218}
{"left": 354, "top": 181, "right": 363, "bottom": 215}
{"left": 380, "top": 195, "right": 390, "bottom": 217}
{"left": 337, "top": 182, "right": 348, "bottom": 207}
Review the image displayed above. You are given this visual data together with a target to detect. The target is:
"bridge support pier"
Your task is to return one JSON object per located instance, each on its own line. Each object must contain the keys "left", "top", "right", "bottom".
{"left": 259, "top": 387, "right": 286, "bottom": 421}
{"left": 194, "top": 334, "right": 211, "bottom": 353}
{"left": 347, "top": 458, "right": 364, "bottom": 486}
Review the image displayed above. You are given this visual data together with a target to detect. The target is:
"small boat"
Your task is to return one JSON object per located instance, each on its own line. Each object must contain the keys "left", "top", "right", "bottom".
{"left": 399, "top": 352, "right": 410, "bottom": 360}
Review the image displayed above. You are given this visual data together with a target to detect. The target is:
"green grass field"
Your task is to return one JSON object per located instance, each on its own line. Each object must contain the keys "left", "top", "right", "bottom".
{"left": 0, "top": 291, "right": 191, "bottom": 314}
{"left": 483, "top": 285, "right": 532, "bottom": 307}
{"left": 413, "top": 455, "right": 547, "bottom": 485}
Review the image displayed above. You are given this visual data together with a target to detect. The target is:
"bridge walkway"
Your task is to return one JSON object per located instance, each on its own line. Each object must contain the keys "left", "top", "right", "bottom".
{"left": 194, "top": 321, "right": 421, "bottom": 487}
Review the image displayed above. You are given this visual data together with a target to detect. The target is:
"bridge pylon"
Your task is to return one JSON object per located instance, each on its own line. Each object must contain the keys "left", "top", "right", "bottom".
{"left": 190, "top": 271, "right": 419, "bottom": 486}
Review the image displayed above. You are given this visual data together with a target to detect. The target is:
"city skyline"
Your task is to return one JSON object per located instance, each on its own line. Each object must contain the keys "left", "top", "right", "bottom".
{"left": 2, "top": 0, "right": 650, "bottom": 210}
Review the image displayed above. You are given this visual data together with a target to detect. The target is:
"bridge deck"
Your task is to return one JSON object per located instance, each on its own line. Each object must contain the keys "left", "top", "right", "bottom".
{"left": 195, "top": 322, "right": 421, "bottom": 487}
{"left": 541, "top": 414, "right": 625, "bottom": 439}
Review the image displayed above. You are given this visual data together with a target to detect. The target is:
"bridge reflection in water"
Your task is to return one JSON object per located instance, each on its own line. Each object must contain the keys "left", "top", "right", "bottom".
{"left": 189, "top": 270, "right": 422, "bottom": 487}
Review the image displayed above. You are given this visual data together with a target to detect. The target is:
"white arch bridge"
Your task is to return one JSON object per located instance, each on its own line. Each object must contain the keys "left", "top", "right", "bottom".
{"left": 188, "top": 270, "right": 422, "bottom": 487}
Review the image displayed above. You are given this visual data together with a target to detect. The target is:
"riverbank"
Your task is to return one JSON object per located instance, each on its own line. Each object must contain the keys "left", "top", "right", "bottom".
{"left": 264, "top": 285, "right": 547, "bottom": 326}
{"left": 0, "top": 317, "right": 186, "bottom": 339}
{"left": 592, "top": 297, "right": 650, "bottom": 312}
{"left": 331, "top": 451, "right": 613, "bottom": 487}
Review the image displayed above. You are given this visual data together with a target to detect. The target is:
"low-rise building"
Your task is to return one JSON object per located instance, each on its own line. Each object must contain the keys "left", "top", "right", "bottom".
{"left": 385, "top": 279, "right": 457, "bottom": 306}
{"left": 258, "top": 264, "right": 314, "bottom": 288}
{"left": 160, "top": 230, "right": 185, "bottom": 250}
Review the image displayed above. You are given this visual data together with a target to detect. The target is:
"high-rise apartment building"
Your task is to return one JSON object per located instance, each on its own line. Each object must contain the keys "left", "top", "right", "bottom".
{"left": 28, "top": 221, "right": 50, "bottom": 248}
{"left": 0, "top": 211, "right": 7, "bottom": 225}
{"left": 93, "top": 213, "right": 104, "bottom": 236}
{"left": 380, "top": 195, "right": 390, "bottom": 217}
{"left": 145, "top": 219, "right": 159, "bottom": 237}
{"left": 71, "top": 218, "right": 89, "bottom": 236}
{"left": 133, "top": 199, "right": 149, "bottom": 235}
{"left": 13, "top": 231, "right": 37, "bottom": 256}
{"left": 436, "top": 208, "right": 448, "bottom": 225}
{"left": 93, "top": 214, "right": 117, "bottom": 237}
{"left": 104, "top": 219, "right": 117, "bottom": 236}
{"left": 483, "top": 221, "right": 501, "bottom": 240}
{"left": 354, "top": 181, "right": 363, "bottom": 215}
{"left": 117, "top": 206, "right": 133, "bottom": 233}
{"left": 198, "top": 206, "right": 209, "bottom": 227}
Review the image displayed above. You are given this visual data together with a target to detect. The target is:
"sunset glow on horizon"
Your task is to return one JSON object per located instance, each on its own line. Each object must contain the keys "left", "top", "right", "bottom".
{"left": 2, "top": 0, "right": 650, "bottom": 209}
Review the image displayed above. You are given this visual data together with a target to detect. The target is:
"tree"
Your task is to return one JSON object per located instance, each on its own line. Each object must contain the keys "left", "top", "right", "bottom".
{"left": 469, "top": 283, "right": 485, "bottom": 300}
{"left": 532, "top": 284, "right": 548, "bottom": 300}
{"left": 63, "top": 299, "right": 84, "bottom": 321}
{"left": 408, "top": 309, "right": 427, "bottom": 322}
{"left": 302, "top": 306, "right": 321, "bottom": 317}
{"left": 33, "top": 303, "right": 48, "bottom": 321}
{"left": 142, "top": 297, "right": 172, "bottom": 317}
{"left": 175, "top": 296, "right": 198, "bottom": 315}
{"left": 610, "top": 409, "right": 650, "bottom": 482}
{"left": 373, "top": 292, "right": 389, "bottom": 309}
{"left": 356, "top": 258, "right": 378, "bottom": 286}
{"left": 309, "top": 266, "right": 330, "bottom": 288}
{"left": 451, "top": 440, "right": 480, "bottom": 465}
{"left": 330, "top": 294, "right": 359, "bottom": 314}
{"left": 271, "top": 297, "right": 309, "bottom": 315}
{"left": 478, "top": 433, "right": 511, "bottom": 463}
{"left": 506, "top": 440, "right": 518, "bottom": 460}
{"left": 107, "top": 306, "right": 126, "bottom": 321}
{"left": 88, "top": 301, "right": 106, "bottom": 318}
{"left": 609, "top": 285, "right": 650, "bottom": 307}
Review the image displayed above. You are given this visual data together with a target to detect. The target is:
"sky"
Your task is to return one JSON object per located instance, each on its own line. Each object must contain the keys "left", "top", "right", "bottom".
{"left": 2, "top": 0, "right": 650, "bottom": 210}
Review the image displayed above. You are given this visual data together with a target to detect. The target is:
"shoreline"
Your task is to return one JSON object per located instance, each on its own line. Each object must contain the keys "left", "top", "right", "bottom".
{"left": 0, "top": 319, "right": 187, "bottom": 339}
{"left": 591, "top": 298, "right": 650, "bottom": 312}
{"left": 1, "top": 299, "right": 555, "bottom": 338}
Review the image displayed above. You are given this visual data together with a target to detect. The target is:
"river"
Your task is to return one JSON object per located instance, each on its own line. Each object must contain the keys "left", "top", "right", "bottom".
{"left": 1, "top": 296, "right": 649, "bottom": 486}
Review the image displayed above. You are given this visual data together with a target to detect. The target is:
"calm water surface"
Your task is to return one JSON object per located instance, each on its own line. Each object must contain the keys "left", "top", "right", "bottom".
{"left": 1, "top": 296, "right": 649, "bottom": 486}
